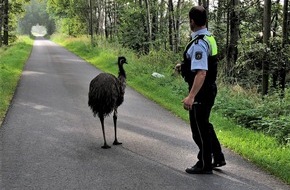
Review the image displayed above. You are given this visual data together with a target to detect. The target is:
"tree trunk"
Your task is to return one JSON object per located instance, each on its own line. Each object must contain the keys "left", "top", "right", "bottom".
{"left": 151, "top": 0, "right": 158, "bottom": 43}
{"left": 271, "top": 0, "right": 280, "bottom": 89}
{"left": 104, "top": 0, "right": 109, "bottom": 39}
{"left": 113, "top": 2, "right": 118, "bottom": 38}
{"left": 262, "top": 0, "right": 271, "bottom": 95}
{"left": 145, "top": 0, "right": 152, "bottom": 50}
{"left": 3, "top": 0, "right": 8, "bottom": 45}
{"left": 105, "top": 0, "right": 115, "bottom": 40}
{"left": 159, "top": 0, "right": 166, "bottom": 49}
{"left": 168, "top": 0, "right": 174, "bottom": 52}
{"left": 226, "top": 0, "right": 239, "bottom": 82}
{"left": 0, "top": 0, "right": 3, "bottom": 47}
{"left": 272, "top": 0, "right": 280, "bottom": 38}
{"left": 96, "top": 0, "right": 105, "bottom": 36}
{"left": 89, "top": 0, "right": 94, "bottom": 46}
{"left": 279, "top": 0, "right": 289, "bottom": 97}
{"left": 202, "top": 0, "right": 208, "bottom": 10}
{"left": 204, "top": 0, "right": 209, "bottom": 28}
{"left": 215, "top": 0, "right": 225, "bottom": 59}
{"left": 175, "top": 0, "right": 183, "bottom": 52}
{"left": 282, "top": 0, "right": 289, "bottom": 46}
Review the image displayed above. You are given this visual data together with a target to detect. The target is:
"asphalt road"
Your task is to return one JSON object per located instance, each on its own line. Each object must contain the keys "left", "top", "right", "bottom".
{"left": 0, "top": 37, "right": 289, "bottom": 190}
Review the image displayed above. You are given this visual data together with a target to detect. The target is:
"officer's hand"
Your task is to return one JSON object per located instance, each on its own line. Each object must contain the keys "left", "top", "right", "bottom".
{"left": 182, "top": 96, "right": 194, "bottom": 110}
{"left": 174, "top": 63, "right": 182, "bottom": 74}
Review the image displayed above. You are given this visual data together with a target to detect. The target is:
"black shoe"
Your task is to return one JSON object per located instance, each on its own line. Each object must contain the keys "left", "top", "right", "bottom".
{"left": 212, "top": 160, "right": 226, "bottom": 168}
{"left": 185, "top": 165, "right": 213, "bottom": 174}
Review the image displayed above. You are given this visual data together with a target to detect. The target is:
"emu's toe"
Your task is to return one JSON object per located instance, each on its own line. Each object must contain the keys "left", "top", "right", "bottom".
{"left": 113, "top": 141, "right": 122, "bottom": 145}
{"left": 101, "top": 144, "right": 111, "bottom": 149}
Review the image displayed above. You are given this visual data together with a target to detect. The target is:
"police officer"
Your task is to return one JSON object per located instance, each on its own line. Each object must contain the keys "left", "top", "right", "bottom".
{"left": 181, "top": 6, "right": 226, "bottom": 174}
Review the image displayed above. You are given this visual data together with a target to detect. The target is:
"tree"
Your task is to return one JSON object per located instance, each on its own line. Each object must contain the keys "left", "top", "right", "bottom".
{"left": 167, "top": 0, "right": 191, "bottom": 53}
{"left": 47, "top": 0, "right": 88, "bottom": 36}
{"left": 144, "top": 0, "right": 152, "bottom": 50}
{"left": 118, "top": 3, "right": 147, "bottom": 53}
{"left": 0, "top": 0, "right": 3, "bottom": 46}
{"left": 262, "top": 0, "right": 271, "bottom": 95}
{"left": 282, "top": 0, "right": 289, "bottom": 46}
{"left": 226, "top": 0, "right": 240, "bottom": 82}
{"left": 168, "top": 0, "right": 174, "bottom": 52}
{"left": 174, "top": 0, "right": 184, "bottom": 52}
{"left": 3, "top": 0, "right": 8, "bottom": 45}
{"left": 0, "top": 0, "right": 30, "bottom": 46}
{"left": 18, "top": 0, "right": 56, "bottom": 35}
{"left": 275, "top": 0, "right": 289, "bottom": 97}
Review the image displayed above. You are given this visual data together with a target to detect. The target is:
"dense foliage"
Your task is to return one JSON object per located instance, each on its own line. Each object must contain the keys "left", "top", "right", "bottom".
{"left": 0, "top": 0, "right": 31, "bottom": 45}
{"left": 215, "top": 85, "right": 290, "bottom": 145}
{"left": 18, "top": 0, "right": 55, "bottom": 35}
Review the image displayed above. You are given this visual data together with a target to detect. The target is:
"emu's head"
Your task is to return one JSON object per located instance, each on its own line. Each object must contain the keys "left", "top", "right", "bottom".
{"left": 118, "top": 56, "right": 128, "bottom": 65}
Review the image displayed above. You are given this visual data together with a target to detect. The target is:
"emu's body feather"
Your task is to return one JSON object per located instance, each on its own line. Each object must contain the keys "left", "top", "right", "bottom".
{"left": 88, "top": 73, "right": 124, "bottom": 117}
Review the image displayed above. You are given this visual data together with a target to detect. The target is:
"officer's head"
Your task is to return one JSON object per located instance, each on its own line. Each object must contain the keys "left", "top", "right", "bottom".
{"left": 189, "top": 6, "right": 207, "bottom": 29}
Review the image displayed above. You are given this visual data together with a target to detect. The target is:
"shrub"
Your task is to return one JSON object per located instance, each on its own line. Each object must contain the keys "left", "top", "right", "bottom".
{"left": 214, "top": 85, "right": 290, "bottom": 145}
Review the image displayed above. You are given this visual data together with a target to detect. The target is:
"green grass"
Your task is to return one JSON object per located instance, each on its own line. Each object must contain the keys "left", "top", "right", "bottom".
{"left": 211, "top": 112, "right": 290, "bottom": 182}
{"left": 0, "top": 36, "right": 34, "bottom": 125}
{"left": 51, "top": 35, "right": 290, "bottom": 184}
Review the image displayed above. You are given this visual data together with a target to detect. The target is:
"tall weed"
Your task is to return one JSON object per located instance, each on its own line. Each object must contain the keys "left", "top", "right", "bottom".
{"left": 215, "top": 85, "right": 290, "bottom": 145}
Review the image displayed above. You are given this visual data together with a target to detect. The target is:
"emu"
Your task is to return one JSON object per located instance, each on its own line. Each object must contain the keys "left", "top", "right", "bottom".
{"left": 88, "top": 56, "right": 127, "bottom": 149}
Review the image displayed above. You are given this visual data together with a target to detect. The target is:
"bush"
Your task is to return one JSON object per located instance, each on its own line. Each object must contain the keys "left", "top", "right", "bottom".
{"left": 214, "top": 85, "right": 290, "bottom": 145}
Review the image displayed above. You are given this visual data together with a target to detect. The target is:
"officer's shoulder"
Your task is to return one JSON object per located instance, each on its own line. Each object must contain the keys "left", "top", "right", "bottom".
{"left": 195, "top": 37, "right": 209, "bottom": 49}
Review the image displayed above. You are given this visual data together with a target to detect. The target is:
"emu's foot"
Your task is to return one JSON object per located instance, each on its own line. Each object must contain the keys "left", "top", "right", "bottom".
{"left": 113, "top": 140, "right": 122, "bottom": 145}
{"left": 101, "top": 144, "right": 111, "bottom": 149}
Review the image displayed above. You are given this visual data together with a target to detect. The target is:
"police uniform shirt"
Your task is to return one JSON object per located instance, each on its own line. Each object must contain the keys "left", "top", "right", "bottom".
{"left": 186, "top": 28, "right": 211, "bottom": 72}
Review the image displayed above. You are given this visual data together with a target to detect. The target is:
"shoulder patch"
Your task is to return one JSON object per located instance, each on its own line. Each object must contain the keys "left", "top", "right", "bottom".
{"left": 195, "top": 51, "right": 203, "bottom": 60}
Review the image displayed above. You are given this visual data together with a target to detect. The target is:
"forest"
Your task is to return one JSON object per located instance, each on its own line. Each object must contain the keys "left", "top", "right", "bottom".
{"left": 1, "top": 0, "right": 290, "bottom": 144}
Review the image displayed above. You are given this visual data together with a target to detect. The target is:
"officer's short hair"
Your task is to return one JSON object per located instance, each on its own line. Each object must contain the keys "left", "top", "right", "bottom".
{"left": 189, "top": 6, "right": 207, "bottom": 26}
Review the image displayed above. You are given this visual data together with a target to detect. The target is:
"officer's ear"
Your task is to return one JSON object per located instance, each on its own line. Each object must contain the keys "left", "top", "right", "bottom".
{"left": 190, "top": 19, "right": 196, "bottom": 26}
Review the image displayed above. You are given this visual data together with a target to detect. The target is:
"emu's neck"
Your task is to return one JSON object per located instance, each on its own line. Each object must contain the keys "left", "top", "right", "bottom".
{"left": 118, "top": 64, "right": 126, "bottom": 79}
{"left": 118, "top": 64, "right": 126, "bottom": 95}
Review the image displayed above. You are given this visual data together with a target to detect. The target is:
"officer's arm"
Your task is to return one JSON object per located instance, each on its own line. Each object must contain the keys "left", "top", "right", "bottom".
{"left": 188, "top": 70, "right": 207, "bottom": 100}
{"left": 182, "top": 70, "right": 206, "bottom": 110}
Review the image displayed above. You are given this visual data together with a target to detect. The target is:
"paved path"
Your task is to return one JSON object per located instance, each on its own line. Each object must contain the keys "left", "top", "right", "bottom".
{"left": 0, "top": 37, "right": 289, "bottom": 190}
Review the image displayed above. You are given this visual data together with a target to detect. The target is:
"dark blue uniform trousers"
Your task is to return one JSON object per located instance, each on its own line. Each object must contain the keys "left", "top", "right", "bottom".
{"left": 188, "top": 84, "right": 223, "bottom": 170}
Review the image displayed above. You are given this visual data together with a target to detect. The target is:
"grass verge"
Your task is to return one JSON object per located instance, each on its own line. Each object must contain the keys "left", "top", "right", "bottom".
{"left": 0, "top": 36, "right": 34, "bottom": 125}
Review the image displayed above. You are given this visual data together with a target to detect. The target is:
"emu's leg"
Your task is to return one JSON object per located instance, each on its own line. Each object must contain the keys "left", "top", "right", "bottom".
{"left": 99, "top": 115, "right": 110, "bottom": 149}
{"left": 113, "top": 110, "right": 122, "bottom": 145}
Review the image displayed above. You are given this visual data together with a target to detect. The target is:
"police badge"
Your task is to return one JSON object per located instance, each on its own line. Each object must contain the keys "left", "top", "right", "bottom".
{"left": 195, "top": 51, "right": 203, "bottom": 60}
